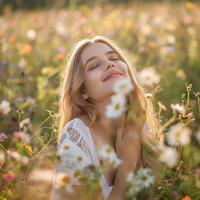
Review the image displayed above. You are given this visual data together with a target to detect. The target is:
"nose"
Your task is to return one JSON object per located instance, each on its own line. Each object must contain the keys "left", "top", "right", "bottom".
{"left": 105, "top": 61, "right": 115, "bottom": 70}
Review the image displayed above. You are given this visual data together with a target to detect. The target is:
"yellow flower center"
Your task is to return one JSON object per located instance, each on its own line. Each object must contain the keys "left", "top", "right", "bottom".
{"left": 115, "top": 103, "right": 120, "bottom": 110}
{"left": 64, "top": 144, "right": 70, "bottom": 150}
{"left": 62, "top": 175, "right": 71, "bottom": 185}
{"left": 142, "top": 176, "right": 148, "bottom": 181}
{"left": 106, "top": 147, "right": 113, "bottom": 153}
{"left": 73, "top": 169, "right": 81, "bottom": 177}
{"left": 77, "top": 156, "right": 83, "bottom": 162}
{"left": 175, "top": 131, "right": 181, "bottom": 139}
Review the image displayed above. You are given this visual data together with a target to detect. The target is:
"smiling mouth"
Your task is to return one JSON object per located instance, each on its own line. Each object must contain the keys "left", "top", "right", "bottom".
{"left": 104, "top": 73, "right": 123, "bottom": 81}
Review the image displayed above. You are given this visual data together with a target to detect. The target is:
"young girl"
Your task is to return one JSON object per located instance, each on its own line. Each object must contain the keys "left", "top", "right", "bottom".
{"left": 52, "top": 35, "right": 162, "bottom": 200}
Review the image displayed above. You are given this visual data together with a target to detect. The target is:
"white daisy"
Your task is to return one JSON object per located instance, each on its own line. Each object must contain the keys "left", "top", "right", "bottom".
{"left": 57, "top": 142, "right": 72, "bottom": 156}
{"left": 0, "top": 100, "right": 11, "bottom": 115}
{"left": 170, "top": 103, "right": 185, "bottom": 114}
{"left": 72, "top": 168, "right": 83, "bottom": 181}
{"left": 26, "top": 29, "right": 37, "bottom": 40}
{"left": 55, "top": 22, "right": 67, "bottom": 36}
{"left": 20, "top": 118, "right": 31, "bottom": 128}
{"left": 126, "top": 168, "right": 154, "bottom": 197}
{"left": 158, "top": 145, "right": 178, "bottom": 168}
{"left": 97, "top": 144, "right": 122, "bottom": 169}
{"left": 113, "top": 77, "right": 134, "bottom": 95}
{"left": 126, "top": 171, "right": 135, "bottom": 183}
{"left": 126, "top": 171, "right": 141, "bottom": 196}
{"left": 58, "top": 140, "right": 93, "bottom": 171}
{"left": 135, "top": 168, "right": 154, "bottom": 189}
{"left": 105, "top": 93, "right": 127, "bottom": 118}
{"left": 137, "top": 67, "right": 161, "bottom": 87}
{"left": 167, "top": 123, "right": 191, "bottom": 146}
{"left": 54, "top": 172, "right": 74, "bottom": 193}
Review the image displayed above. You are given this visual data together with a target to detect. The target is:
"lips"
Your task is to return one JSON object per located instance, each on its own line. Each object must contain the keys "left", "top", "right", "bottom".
{"left": 104, "top": 71, "right": 123, "bottom": 81}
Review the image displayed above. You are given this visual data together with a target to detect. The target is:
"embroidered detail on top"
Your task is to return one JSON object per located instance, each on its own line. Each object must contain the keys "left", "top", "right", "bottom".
{"left": 58, "top": 123, "right": 94, "bottom": 162}
{"left": 66, "top": 127, "right": 93, "bottom": 161}
{"left": 59, "top": 133, "right": 67, "bottom": 144}
{"left": 67, "top": 127, "right": 81, "bottom": 143}
{"left": 77, "top": 137, "right": 93, "bottom": 159}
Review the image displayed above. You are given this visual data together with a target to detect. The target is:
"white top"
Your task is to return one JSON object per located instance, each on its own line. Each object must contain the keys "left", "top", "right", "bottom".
{"left": 52, "top": 117, "right": 113, "bottom": 200}
{"left": 52, "top": 117, "right": 152, "bottom": 200}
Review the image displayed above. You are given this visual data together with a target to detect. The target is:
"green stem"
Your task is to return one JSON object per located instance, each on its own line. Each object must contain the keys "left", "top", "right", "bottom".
{"left": 30, "top": 113, "right": 52, "bottom": 140}
{"left": 197, "top": 97, "right": 200, "bottom": 116}
{"left": 176, "top": 145, "right": 183, "bottom": 166}
{"left": 186, "top": 89, "right": 190, "bottom": 110}
{"left": 18, "top": 111, "right": 22, "bottom": 131}
{"left": 158, "top": 110, "right": 177, "bottom": 136}
{"left": 0, "top": 143, "right": 7, "bottom": 153}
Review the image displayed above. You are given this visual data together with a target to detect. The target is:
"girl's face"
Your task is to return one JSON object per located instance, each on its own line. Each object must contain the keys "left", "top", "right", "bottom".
{"left": 81, "top": 42, "right": 130, "bottom": 102}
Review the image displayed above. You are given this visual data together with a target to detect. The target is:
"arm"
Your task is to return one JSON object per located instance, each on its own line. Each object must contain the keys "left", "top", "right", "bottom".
{"left": 108, "top": 122, "right": 142, "bottom": 200}
{"left": 107, "top": 163, "right": 135, "bottom": 200}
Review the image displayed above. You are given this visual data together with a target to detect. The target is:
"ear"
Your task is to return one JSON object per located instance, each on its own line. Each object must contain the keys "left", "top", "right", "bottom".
{"left": 82, "top": 93, "right": 88, "bottom": 99}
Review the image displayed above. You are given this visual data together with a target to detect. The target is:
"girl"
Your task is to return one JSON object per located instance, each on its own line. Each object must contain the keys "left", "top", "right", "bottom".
{"left": 52, "top": 35, "right": 162, "bottom": 200}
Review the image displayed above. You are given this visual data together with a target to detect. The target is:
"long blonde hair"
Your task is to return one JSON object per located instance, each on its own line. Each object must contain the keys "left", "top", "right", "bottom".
{"left": 57, "top": 35, "right": 163, "bottom": 149}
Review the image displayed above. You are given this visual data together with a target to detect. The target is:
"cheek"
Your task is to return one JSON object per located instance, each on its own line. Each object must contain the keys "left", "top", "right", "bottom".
{"left": 84, "top": 72, "right": 103, "bottom": 92}
{"left": 85, "top": 71, "right": 101, "bottom": 83}
{"left": 119, "top": 62, "right": 129, "bottom": 76}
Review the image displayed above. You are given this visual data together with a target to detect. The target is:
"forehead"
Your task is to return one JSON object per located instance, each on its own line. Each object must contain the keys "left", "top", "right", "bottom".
{"left": 81, "top": 42, "right": 114, "bottom": 65}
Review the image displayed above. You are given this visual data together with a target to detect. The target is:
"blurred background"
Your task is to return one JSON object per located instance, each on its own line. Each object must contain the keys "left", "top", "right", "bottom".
{"left": 0, "top": 0, "right": 200, "bottom": 199}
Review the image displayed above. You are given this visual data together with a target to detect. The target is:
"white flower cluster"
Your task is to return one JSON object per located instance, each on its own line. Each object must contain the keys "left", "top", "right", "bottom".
{"left": 170, "top": 103, "right": 185, "bottom": 114}
{"left": 158, "top": 144, "right": 178, "bottom": 168}
{"left": 158, "top": 122, "right": 192, "bottom": 168}
{"left": 105, "top": 77, "right": 134, "bottom": 118}
{"left": 26, "top": 29, "right": 37, "bottom": 40}
{"left": 137, "top": 66, "right": 161, "bottom": 87}
{"left": 55, "top": 140, "right": 93, "bottom": 193}
{"left": 20, "top": 118, "right": 31, "bottom": 129}
{"left": 126, "top": 168, "right": 154, "bottom": 198}
{"left": 55, "top": 22, "right": 67, "bottom": 36}
{"left": 167, "top": 123, "right": 191, "bottom": 146}
{"left": 0, "top": 100, "right": 11, "bottom": 115}
{"left": 54, "top": 171, "right": 75, "bottom": 193}
{"left": 156, "top": 101, "right": 198, "bottom": 168}
{"left": 96, "top": 144, "right": 122, "bottom": 170}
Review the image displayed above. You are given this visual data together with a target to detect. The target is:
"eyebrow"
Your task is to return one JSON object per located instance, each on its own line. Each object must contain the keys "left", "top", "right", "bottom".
{"left": 83, "top": 50, "right": 118, "bottom": 67}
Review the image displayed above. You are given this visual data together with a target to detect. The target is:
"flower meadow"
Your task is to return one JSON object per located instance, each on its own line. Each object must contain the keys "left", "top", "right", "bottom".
{"left": 0, "top": 1, "right": 200, "bottom": 200}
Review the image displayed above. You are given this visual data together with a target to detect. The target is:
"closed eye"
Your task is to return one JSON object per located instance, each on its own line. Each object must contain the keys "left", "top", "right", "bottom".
{"left": 89, "top": 64, "right": 99, "bottom": 70}
{"left": 109, "top": 55, "right": 120, "bottom": 61}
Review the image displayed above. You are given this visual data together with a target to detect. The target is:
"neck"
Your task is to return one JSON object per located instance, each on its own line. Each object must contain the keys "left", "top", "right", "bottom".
{"left": 94, "top": 97, "right": 126, "bottom": 140}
